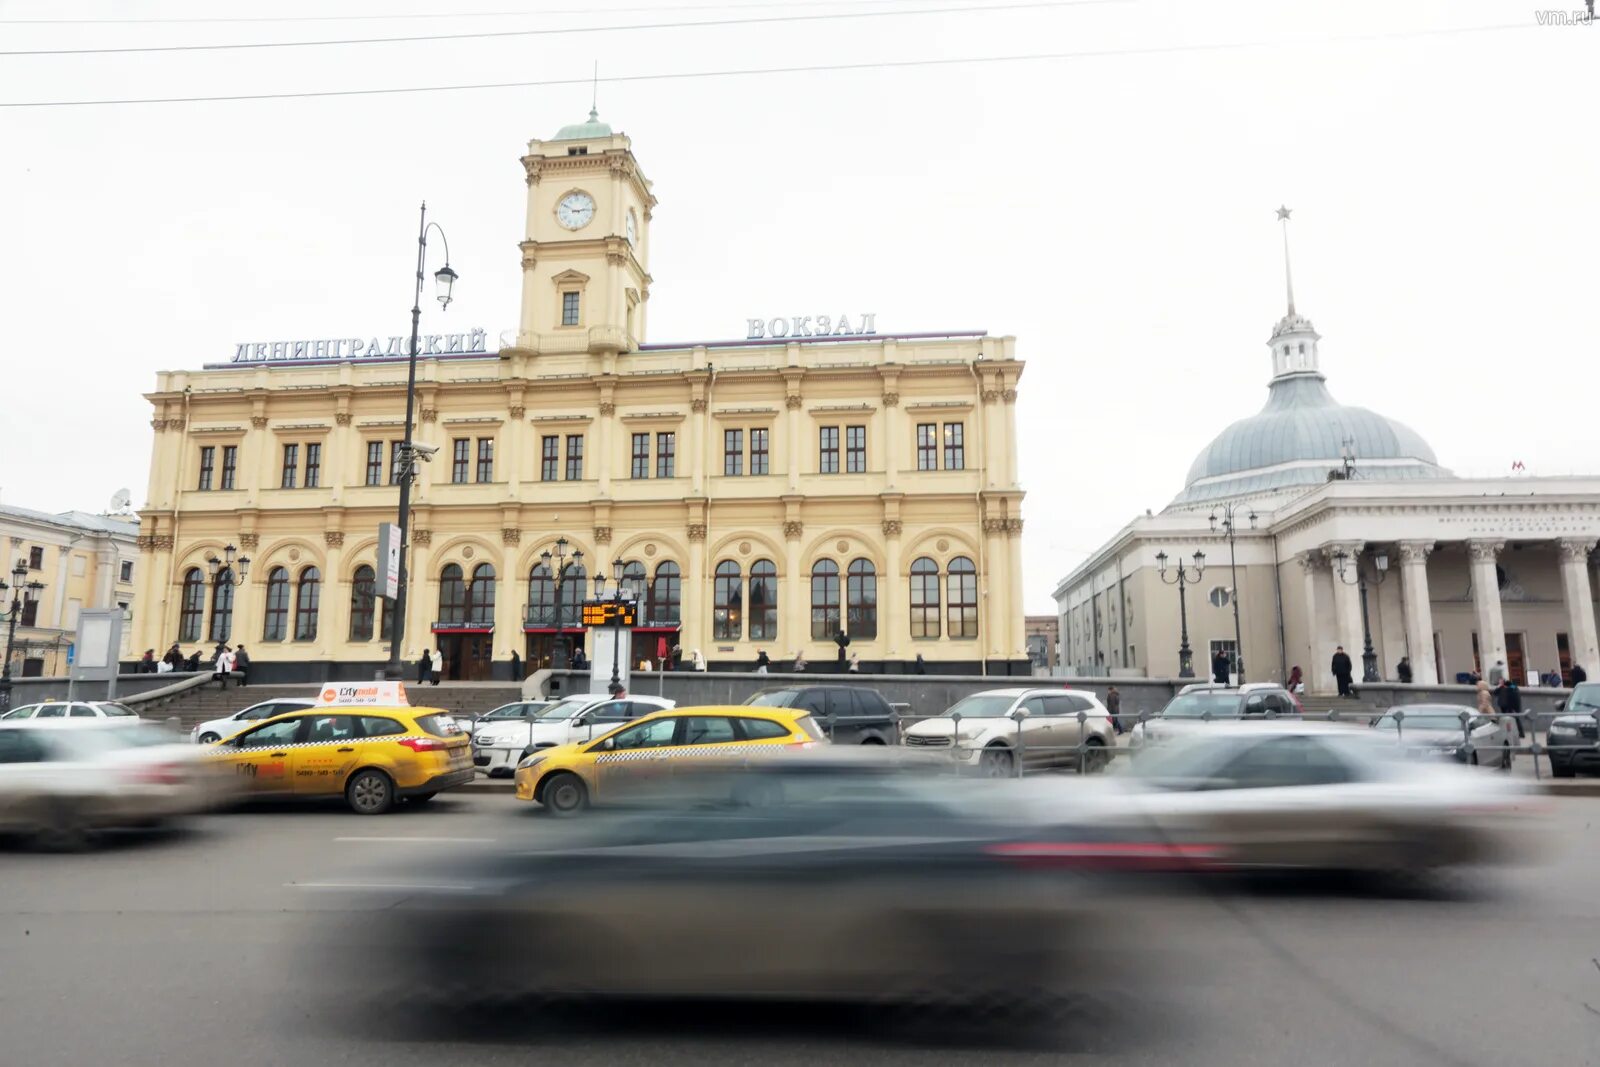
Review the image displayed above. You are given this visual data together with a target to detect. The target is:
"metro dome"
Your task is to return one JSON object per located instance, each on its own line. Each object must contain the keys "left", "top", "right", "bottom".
{"left": 552, "top": 107, "right": 614, "bottom": 141}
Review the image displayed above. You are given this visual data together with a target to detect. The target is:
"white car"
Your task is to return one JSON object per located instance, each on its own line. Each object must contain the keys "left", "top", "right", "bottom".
{"left": 901, "top": 688, "right": 1117, "bottom": 777}
{"left": 458, "top": 700, "right": 554, "bottom": 738}
{"left": 472, "top": 694, "right": 675, "bottom": 777}
{"left": 2, "top": 701, "right": 143, "bottom": 723}
{"left": 191, "top": 698, "right": 317, "bottom": 744}
{"left": 0, "top": 721, "right": 231, "bottom": 849}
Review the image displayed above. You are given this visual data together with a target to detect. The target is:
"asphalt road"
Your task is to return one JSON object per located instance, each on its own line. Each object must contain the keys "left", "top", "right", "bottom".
{"left": 4, "top": 794, "right": 1600, "bottom": 1067}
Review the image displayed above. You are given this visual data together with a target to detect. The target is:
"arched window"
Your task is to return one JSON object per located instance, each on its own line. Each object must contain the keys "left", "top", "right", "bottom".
{"left": 350, "top": 564, "right": 376, "bottom": 641}
{"left": 467, "top": 563, "right": 496, "bottom": 626}
{"left": 208, "top": 571, "right": 234, "bottom": 643}
{"left": 527, "top": 563, "right": 553, "bottom": 626}
{"left": 294, "top": 567, "right": 321, "bottom": 641}
{"left": 620, "top": 560, "right": 647, "bottom": 604}
{"left": 438, "top": 563, "right": 466, "bottom": 624}
{"left": 262, "top": 567, "right": 289, "bottom": 641}
{"left": 649, "top": 562, "right": 681, "bottom": 626}
{"left": 810, "top": 559, "right": 840, "bottom": 640}
{"left": 713, "top": 561, "right": 742, "bottom": 640}
{"left": 179, "top": 568, "right": 205, "bottom": 643}
{"left": 749, "top": 559, "right": 778, "bottom": 640}
{"left": 910, "top": 557, "right": 941, "bottom": 638}
{"left": 559, "top": 562, "right": 585, "bottom": 628}
{"left": 947, "top": 556, "right": 978, "bottom": 639}
{"left": 846, "top": 559, "right": 877, "bottom": 639}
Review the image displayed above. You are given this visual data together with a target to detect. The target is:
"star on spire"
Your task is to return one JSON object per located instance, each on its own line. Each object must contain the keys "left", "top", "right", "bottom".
{"left": 1276, "top": 205, "right": 1292, "bottom": 221}
{"left": 1277, "top": 206, "right": 1296, "bottom": 314}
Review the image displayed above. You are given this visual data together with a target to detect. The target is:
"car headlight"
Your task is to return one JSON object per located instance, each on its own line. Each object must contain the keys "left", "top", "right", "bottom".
{"left": 517, "top": 755, "right": 547, "bottom": 772}
{"left": 1549, "top": 723, "right": 1579, "bottom": 736}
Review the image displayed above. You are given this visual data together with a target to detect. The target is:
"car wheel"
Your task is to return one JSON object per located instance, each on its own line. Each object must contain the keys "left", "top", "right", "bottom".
{"left": 860, "top": 736, "right": 886, "bottom": 746}
{"left": 1468, "top": 750, "right": 1479, "bottom": 766}
{"left": 407, "top": 792, "right": 437, "bottom": 805}
{"left": 345, "top": 769, "right": 395, "bottom": 815}
{"left": 32, "top": 800, "right": 92, "bottom": 853}
{"left": 541, "top": 772, "right": 588, "bottom": 816}
{"left": 1499, "top": 743, "right": 1513, "bottom": 772}
{"left": 1081, "top": 736, "right": 1109, "bottom": 774}
{"left": 198, "top": 732, "right": 221, "bottom": 745}
{"left": 979, "top": 745, "right": 1014, "bottom": 778}
{"left": 1550, "top": 760, "right": 1576, "bottom": 779}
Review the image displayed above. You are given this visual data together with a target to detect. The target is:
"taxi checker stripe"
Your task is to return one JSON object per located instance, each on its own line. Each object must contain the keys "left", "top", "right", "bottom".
{"left": 204, "top": 735, "right": 441, "bottom": 753}
{"left": 593, "top": 741, "right": 791, "bottom": 765}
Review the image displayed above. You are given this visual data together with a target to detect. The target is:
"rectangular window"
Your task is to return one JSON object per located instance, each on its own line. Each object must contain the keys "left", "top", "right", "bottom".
{"left": 389, "top": 441, "right": 404, "bottom": 485}
{"left": 365, "top": 442, "right": 383, "bottom": 486}
{"left": 656, "top": 432, "right": 676, "bottom": 478}
{"left": 280, "top": 444, "right": 298, "bottom": 489}
{"left": 819, "top": 426, "right": 839, "bottom": 474}
{"left": 724, "top": 429, "right": 743, "bottom": 476}
{"left": 451, "top": 438, "right": 470, "bottom": 484}
{"left": 916, "top": 423, "right": 938, "bottom": 471}
{"left": 119, "top": 560, "right": 134, "bottom": 583}
{"left": 220, "top": 445, "right": 238, "bottom": 490}
{"left": 304, "top": 442, "right": 321, "bottom": 488}
{"left": 750, "top": 428, "right": 769, "bottom": 475}
{"left": 197, "top": 446, "right": 215, "bottom": 491}
{"left": 631, "top": 433, "right": 650, "bottom": 479}
{"left": 476, "top": 438, "right": 494, "bottom": 483}
{"left": 28, "top": 546, "right": 43, "bottom": 570}
{"left": 541, "top": 436, "right": 559, "bottom": 481}
{"left": 565, "top": 434, "right": 584, "bottom": 480}
{"left": 561, "top": 291, "right": 580, "bottom": 326}
{"left": 943, "top": 422, "right": 965, "bottom": 470}
{"left": 21, "top": 599, "right": 39, "bottom": 627}
{"left": 845, "top": 425, "right": 866, "bottom": 473}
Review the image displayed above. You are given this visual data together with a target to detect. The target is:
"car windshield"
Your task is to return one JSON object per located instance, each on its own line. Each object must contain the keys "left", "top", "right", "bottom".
{"left": 534, "top": 698, "right": 591, "bottom": 721}
{"left": 1161, "top": 693, "right": 1241, "bottom": 719}
{"left": 1375, "top": 709, "right": 1471, "bottom": 730}
{"left": 1569, "top": 684, "right": 1600, "bottom": 713}
{"left": 484, "top": 704, "right": 531, "bottom": 720}
{"left": 745, "top": 689, "right": 800, "bottom": 708}
{"left": 941, "top": 695, "right": 1019, "bottom": 718}
{"left": 1119, "top": 734, "right": 1237, "bottom": 786}
{"left": 53, "top": 723, "right": 181, "bottom": 756}
{"left": 98, "top": 703, "right": 139, "bottom": 717}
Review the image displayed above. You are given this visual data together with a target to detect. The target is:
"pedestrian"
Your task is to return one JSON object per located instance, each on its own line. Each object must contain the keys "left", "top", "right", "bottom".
{"left": 212, "top": 646, "right": 234, "bottom": 690}
{"left": 1212, "top": 649, "right": 1229, "bottom": 685}
{"left": 1288, "top": 665, "right": 1303, "bottom": 693}
{"left": 754, "top": 650, "right": 770, "bottom": 675}
{"left": 139, "top": 649, "right": 156, "bottom": 673}
{"left": 639, "top": 657, "right": 653, "bottom": 672}
{"left": 793, "top": 650, "right": 807, "bottom": 672}
{"left": 1496, "top": 677, "right": 1525, "bottom": 737}
{"left": 848, "top": 652, "right": 861, "bottom": 673}
{"left": 1396, "top": 656, "right": 1413, "bottom": 684}
{"left": 162, "top": 642, "right": 182, "bottom": 670}
{"left": 1572, "top": 664, "right": 1589, "bottom": 686}
{"left": 510, "top": 649, "right": 522, "bottom": 680}
{"left": 430, "top": 648, "right": 443, "bottom": 685}
{"left": 418, "top": 649, "right": 433, "bottom": 685}
{"left": 834, "top": 630, "right": 850, "bottom": 664}
{"left": 670, "top": 644, "right": 683, "bottom": 671}
{"left": 914, "top": 653, "right": 927, "bottom": 675}
{"left": 1475, "top": 680, "right": 1496, "bottom": 718}
{"left": 1489, "top": 660, "right": 1507, "bottom": 685}
{"left": 1106, "top": 685, "right": 1124, "bottom": 734}
{"left": 1331, "top": 645, "right": 1354, "bottom": 697}
{"left": 692, "top": 648, "right": 707, "bottom": 672}
{"left": 185, "top": 649, "right": 202, "bottom": 672}
{"left": 234, "top": 645, "right": 250, "bottom": 687}
{"left": 572, "top": 646, "right": 589, "bottom": 671}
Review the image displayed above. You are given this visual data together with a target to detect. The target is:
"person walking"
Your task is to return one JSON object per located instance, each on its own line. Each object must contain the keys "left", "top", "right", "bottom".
{"left": 185, "top": 648, "right": 202, "bottom": 672}
{"left": 1396, "top": 656, "right": 1413, "bottom": 684}
{"left": 1212, "top": 649, "right": 1230, "bottom": 685}
{"left": 163, "top": 643, "right": 183, "bottom": 671}
{"left": 233, "top": 645, "right": 250, "bottom": 687}
{"left": 793, "top": 651, "right": 807, "bottom": 672}
{"left": 1287, "top": 665, "right": 1303, "bottom": 693}
{"left": 848, "top": 652, "right": 861, "bottom": 673}
{"left": 572, "top": 646, "right": 589, "bottom": 671}
{"left": 1106, "top": 685, "right": 1124, "bottom": 734}
{"left": 1475, "top": 680, "right": 1496, "bottom": 718}
{"left": 691, "top": 649, "right": 707, "bottom": 672}
{"left": 1496, "top": 677, "right": 1525, "bottom": 737}
{"left": 138, "top": 649, "right": 156, "bottom": 673}
{"left": 417, "top": 649, "right": 433, "bottom": 686}
{"left": 509, "top": 649, "right": 522, "bottom": 680}
{"left": 1331, "top": 646, "right": 1354, "bottom": 697}
{"left": 1572, "top": 663, "right": 1588, "bottom": 685}
{"left": 212, "top": 646, "right": 234, "bottom": 690}
{"left": 914, "top": 653, "right": 927, "bottom": 675}
{"left": 754, "top": 650, "right": 770, "bottom": 675}
{"left": 430, "top": 648, "right": 443, "bottom": 685}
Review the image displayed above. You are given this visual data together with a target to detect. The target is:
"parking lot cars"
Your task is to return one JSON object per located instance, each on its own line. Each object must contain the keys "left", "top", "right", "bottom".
{"left": 1128, "top": 684, "right": 1301, "bottom": 748}
{"left": 742, "top": 685, "right": 898, "bottom": 744}
{"left": 1371, "top": 704, "right": 1515, "bottom": 769}
{"left": 0, "top": 721, "right": 226, "bottom": 849}
{"left": 1546, "top": 681, "right": 1600, "bottom": 777}
{"left": 203, "top": 685, "right": 471, "bottom": 814}
{"left": 901, "top": 688, "right": 1116, "bottom": 776}
{"left": 191, "top": 698, "right": 317, "bottom": 744}
{"left": 473, "top": 693, "right": 673, "bottom": 777}
{"left": 458, "top": 700, "right": 552, "bottom": 739}
{"left": 513, "top": 705, "right": 823, "bottom": 815}
{"left": 2, "top": 700, "right": 142, "bottom": 723}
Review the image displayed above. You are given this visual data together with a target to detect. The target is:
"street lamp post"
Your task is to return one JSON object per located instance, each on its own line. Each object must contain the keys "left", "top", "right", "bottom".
{"left": 384, "top": 202, "right": 458, "bottom": 680}
{"left": 608, "top": 558, "right": 628, "bottom": 696}
{"left": 1155, "top": 549, "right": 1206, "bottom": 679}
{"left": 1208, "top": 504, "right": 1257, "bottom": 684}
{"left": 1332, "top": 546, "right": 1388, "bottom": 683}
{"left": 0, "top": 558, "right": 46, "bottom": 710}
{"left": 540, "top": 538, "right": 582, "bottom": 670}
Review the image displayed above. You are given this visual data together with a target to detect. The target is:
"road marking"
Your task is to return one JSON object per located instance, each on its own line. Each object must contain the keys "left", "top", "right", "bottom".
{"left": 333, "top": 836, "right": 495, "bottom": 843}
{"left": 288, "top": 882, "right": 478, "bottom": 891}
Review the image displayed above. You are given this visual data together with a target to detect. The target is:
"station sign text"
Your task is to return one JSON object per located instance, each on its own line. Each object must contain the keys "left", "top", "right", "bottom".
{"left": 745, "top": 314, "right": 876, "bottom": 340}
{"left": 231, "top": 328, "right": 491, "bottom": 364}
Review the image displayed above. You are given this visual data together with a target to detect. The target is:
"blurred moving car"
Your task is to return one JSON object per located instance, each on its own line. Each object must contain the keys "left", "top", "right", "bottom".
{"left": 191, "top": 697, "right": 317, "bottom": 744}
{"left": 2, "top": 700, "right": 143, "bottom": 723}
{"left": 513, "top": 705, "right": 823, "bottom": 815}
{"left": 1546, "top": 681, "right": 1600, "bottom": 777}
{"left": 473, "top": 693, "right": 673, "bottom": 778}
{"left": 456, "top": 700, "right": 552, "bottom": 739}
{"left": 0, "top": 722, "right": 226, "bottom": 849}
{"left": 204, "top": 700, "right": 471, "bottom": 814}
{"left": 901, "top": 688, "right": 1116, "bottom": 776}
{"left": 742, "top": 685, "right": 898, "bottom": 744}
{"left": 1371, "top": 704, "right": 1515, "bottom": 769}
{"left": 1128, "top": 685, "right": 1301, "bottom": 749}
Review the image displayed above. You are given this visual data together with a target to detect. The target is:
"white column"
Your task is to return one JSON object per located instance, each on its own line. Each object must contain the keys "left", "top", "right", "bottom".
{"left": 784, "top": 523, "right": 806, "bottom": 654}
{"left": 1397, "top": 540, "right": 1438, "bottom": 685}
{"left": 52, "top": 544, "right": 73, "bottom": 628}
{"left": 1558, "top": 539, "right": 1599, "bottom": 679}
{"left": 1324, "top": 543, "right": 1365, "bottom": 678}
{"left": 983, "top": 519, "right": 1006, "bottom": 664}
{"left": 1468, "top": 539, "right": 1508, "bottom": 677}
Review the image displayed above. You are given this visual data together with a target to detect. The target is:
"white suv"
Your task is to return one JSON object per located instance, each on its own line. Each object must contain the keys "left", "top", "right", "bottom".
{"left": 190, "top": 698, "right": 316, "bottom": 744}
{"left": 472, "top": 694, "right": 675, "bottom": 777}
{"left": 901, "top": 687, "right": 1116, "bottom": 776}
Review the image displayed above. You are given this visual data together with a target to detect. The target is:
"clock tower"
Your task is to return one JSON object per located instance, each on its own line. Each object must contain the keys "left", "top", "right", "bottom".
{"left": 516, "top": 109, "right": 656, "bottom": 355}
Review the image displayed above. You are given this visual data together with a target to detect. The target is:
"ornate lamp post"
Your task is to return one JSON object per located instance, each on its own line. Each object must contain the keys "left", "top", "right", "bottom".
{"left": 1208, "top": 504, "right": 1256, "bottom": 683}
{"left": 384, "top": 202, "right": 459, "bottom": 680}
{"left": 1155, "top": 549, "right": 1205, "bottom": 679}
{"left": 592, "top": 561, "right": 633, "bottom": 697}
{"left": 204, "top": 544, "right": 251, "bottom": 587}
{"left": 539, "top": 538, "right": 581, "bottom": 670}
{"left": 1332, "top": 546, "right": 1388, "bottom": 683}
{"left": 0, "top": 558, "right": 46, "bottom": 709}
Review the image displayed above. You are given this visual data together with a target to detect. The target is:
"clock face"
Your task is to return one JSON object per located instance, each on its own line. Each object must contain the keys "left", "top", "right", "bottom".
{"left": 556, "top": 191, "right": 595, "bottom": 230}
{"left": 625, "top": 209, "right": 637, "bottom": 246}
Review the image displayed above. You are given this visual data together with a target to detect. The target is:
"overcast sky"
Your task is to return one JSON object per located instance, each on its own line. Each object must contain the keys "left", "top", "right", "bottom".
{"left": 2, "top": 0, "right": 1594, "bottom": 613}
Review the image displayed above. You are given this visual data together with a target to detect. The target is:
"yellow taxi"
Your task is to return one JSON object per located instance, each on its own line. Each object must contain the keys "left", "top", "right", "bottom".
{"left": 205, "top": 682, "right": 473, "bottom": 814}
{"left": 513, "top": 705, "right": 824, "bottom": 815}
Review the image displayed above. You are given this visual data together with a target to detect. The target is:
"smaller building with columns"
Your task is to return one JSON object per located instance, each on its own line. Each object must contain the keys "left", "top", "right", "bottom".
{"left": 1054, "top": 212, "right": 1599, "bottom": 691}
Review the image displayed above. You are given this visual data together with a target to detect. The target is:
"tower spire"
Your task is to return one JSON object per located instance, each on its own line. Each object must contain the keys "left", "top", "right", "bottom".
{"left": 590, "top": 61, "right": 598, "bottom": 120}
{"left": 1276, "top": 205, "right": 1295, "bottom": 316}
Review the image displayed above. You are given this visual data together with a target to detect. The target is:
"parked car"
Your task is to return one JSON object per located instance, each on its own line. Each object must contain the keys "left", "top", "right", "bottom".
{"left": 191, "top": 698, "right": 318, "bottom": 744}
{"left": 901, "top": 688, "right": 1116, "bottom": 776}
{"left": 458, "top": 700, "right": 553, "bottom": 738}
{"left": 1546, "top": 681, "right": 1600, "bottom": 778}
{"left": 472, "top": 694, "right": 674, "bottom": 777}
{"left": 2, "top": 701, "right": 143, "bottom": 723}
{"left": 1128, "top": 685, "right": 1301, "bottom": 749}
{"left": 1370, "top": 704, "right": 1515, "bottom": 769}
{"left": 742, "top": 685, "right": 898, "bottom": 745}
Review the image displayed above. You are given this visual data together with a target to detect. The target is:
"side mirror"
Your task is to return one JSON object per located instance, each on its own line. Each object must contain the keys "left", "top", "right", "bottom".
{"left": 601, "top": 737, "right": 616, "bottom": 751}
{"left": 1556, "top": 700, "right": 1566, "bottom": 711}
{"left": 1011, "top": 707, "right": 1031, "bottom": 720}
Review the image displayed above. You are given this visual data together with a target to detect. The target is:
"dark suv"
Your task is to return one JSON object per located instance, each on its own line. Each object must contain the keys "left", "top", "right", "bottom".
{"left": 742, "top": 686, "right": 898, "bottom": 745}
{"left": 1547, "top": 682, "right": 1600, "bottom": 777}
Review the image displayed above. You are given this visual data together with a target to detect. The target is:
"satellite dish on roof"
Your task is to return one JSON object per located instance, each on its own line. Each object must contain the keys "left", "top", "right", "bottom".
{"left": 109, "top": 488, "right": 133, "bottom": 515}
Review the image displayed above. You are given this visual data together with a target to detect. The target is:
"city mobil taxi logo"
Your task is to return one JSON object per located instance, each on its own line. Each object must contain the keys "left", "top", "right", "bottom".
{"left": 318, "top": 681, "right": 409, "bottom": 706}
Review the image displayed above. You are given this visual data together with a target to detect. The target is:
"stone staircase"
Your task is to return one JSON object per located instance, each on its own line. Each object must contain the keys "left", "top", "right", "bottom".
{"left": 132, "top": 681, "right": 528, "bottom": 731}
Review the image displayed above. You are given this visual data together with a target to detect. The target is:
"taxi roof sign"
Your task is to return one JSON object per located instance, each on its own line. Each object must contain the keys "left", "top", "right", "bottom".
{"left": 316, "top": 681, "right": 410, "bottom": 707}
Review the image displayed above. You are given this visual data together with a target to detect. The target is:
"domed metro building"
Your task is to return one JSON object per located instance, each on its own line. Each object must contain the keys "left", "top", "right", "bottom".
{"left": 1054, "top": 218, "right": 1599, "bottom": 691}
